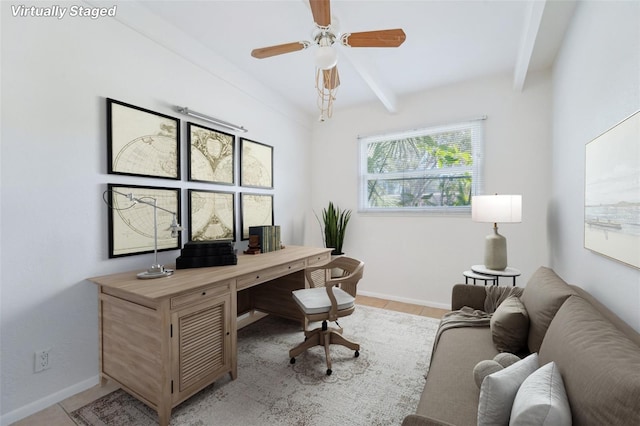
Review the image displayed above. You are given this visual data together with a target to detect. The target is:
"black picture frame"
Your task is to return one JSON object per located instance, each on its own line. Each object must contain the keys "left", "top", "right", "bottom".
{"left": 240, "top": 138, "right": 273, "bottom": 189}
{"left": 240, "top": 193, "right": 274, "bottom": 240}
{"left": 187, "top": 122, "right": 235, "bottom": 185}
{"left": 107, "top": 183, "right": 182, "bottom": 258}
{"left": 107, "top": 98, "right": 181, "bottom": 180}
{"left": 188, "top": 189, "right": 236, "bottom": 242}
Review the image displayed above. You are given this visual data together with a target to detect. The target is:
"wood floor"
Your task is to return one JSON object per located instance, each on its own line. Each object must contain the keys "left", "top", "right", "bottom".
{"left": 14, "top": 296, "right": 448, "bottom": 426}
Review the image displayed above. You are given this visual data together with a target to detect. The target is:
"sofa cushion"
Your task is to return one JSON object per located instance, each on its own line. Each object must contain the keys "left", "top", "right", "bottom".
{"left": 490, "top": 296, "right": 529, "bottom": 353}
{"left": 477, "top": 353, "right": 539, "bottom": 426}
{"left": 520, "top": 267, "right": 576, "bottom": 352}
{"left": 539, "top": 296, "right": 640, "bottom": 425}
{"left": 418, "top": 326, "right": 499, "bottom": 426}
{"left": 510, "top": 361, "right": 571, "bottom": 426}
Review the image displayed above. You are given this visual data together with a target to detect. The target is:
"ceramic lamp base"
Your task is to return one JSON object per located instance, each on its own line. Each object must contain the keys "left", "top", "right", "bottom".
{"left": 484, "top": 226, "right": 507, "bottom": 271}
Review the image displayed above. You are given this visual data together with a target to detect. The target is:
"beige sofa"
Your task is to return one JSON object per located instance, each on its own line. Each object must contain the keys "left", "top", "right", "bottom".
{"left": 403, "top": 267, "right": 640, "bottom": 426}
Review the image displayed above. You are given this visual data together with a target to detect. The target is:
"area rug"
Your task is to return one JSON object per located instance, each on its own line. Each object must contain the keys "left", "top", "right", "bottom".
{"left": 71, "top": 305, "right": 440, "bottom": 426}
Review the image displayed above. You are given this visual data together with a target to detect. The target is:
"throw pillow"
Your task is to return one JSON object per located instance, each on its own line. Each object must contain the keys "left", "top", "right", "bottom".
{"left": 510, "top": 362, "right": 572, "bottom": 426}
{"left": 494, "top": 352, "right": 521, "bottom": 368}
{"left": 520, "top": 267, "right": 576, "bottom": 353}
{"left": 477, "top": 353, "right": 539, "bottom": 426}
{"left": 474, "top": 360, "right": 504, "bottom": 388}
{"left": 491, "top": 296, "right": 529, "bottom": 353}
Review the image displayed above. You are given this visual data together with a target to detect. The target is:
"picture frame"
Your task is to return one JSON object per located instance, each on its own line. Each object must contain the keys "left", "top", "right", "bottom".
{"left": 107, "top": 98, "right": 180, "bottom": 180}
{"left": 240, "top": 138, "right": 273, "bottom": 188}
{"left": 188, "top": 189, "right": 236, "bottom": 242}
{"left": 584, "top": 110, "right": 640, "bottom": 269}
{"left": 240, "top": 193, "right": 274, "bottom": 240}
{"left": 187, "top": 122, "right": 235, "bottom": 185}
{"left": 107, "top": 183, "right": 182, "bottom": 258}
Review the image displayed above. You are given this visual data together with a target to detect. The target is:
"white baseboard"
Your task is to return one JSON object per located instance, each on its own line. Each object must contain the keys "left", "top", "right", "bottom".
{"left": 1, "top": 375, "right": 100, "bottom": 426}
{"left": 358, "top": 290, "right": 450, "bottom": 310}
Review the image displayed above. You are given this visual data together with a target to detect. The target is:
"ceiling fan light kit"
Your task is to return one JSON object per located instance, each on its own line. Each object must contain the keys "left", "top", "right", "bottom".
{"left": 315, "top": 45, "right": 338, "bottom": 70}
{"left": 250, "top": 0, "right": 406, "bottom": 121}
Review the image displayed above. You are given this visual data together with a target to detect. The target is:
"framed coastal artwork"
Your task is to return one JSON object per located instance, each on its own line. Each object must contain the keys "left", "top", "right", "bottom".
{"left": 584, "top": 110, "right": 640, "bottom": 269}
{"left": 107, "top": 98, "right": 180, "bottom": 180}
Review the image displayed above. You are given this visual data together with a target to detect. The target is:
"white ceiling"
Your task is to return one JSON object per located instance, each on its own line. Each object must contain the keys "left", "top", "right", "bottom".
{"left": 134, "top": 0, "right": 577, "bottom": 120}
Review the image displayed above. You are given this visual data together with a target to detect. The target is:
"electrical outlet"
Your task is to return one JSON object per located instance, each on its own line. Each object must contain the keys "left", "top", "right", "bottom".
{"left": 34, "top": 348, "right": 51, "bottom": 372}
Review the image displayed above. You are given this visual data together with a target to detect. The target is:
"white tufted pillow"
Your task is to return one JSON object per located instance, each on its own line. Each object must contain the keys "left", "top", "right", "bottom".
{"left": 510, "top": 361, "right": 571, "bottom": 426}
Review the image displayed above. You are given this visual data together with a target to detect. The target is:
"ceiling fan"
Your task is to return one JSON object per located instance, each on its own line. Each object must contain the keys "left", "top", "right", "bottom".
{"left": 250, "top": 0, "right": 406, "bottom": 120}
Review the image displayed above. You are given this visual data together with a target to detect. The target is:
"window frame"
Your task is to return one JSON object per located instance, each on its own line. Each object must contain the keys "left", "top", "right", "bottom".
{"left": 358, "top": 118, "right": 485, "bottom": 215}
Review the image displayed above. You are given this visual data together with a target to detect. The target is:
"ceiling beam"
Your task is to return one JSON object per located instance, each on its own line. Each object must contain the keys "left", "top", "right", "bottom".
{"left": 513, "top": 0, "right": 547, "bottom": 91}
{"left": 341, "top": 49, "right": 399, "bottom": 113}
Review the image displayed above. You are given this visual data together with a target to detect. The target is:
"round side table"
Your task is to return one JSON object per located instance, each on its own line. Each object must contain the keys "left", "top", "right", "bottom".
{"left": 463, "top": 270, "right": 498, "bottom": 286}
{"left": 470, "top": 265, "right": 521, "bottom": 286}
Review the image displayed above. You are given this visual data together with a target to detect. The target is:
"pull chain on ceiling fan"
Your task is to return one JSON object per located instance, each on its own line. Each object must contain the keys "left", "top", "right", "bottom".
{"left": 250, "top": 0, "right": 406, "bottom": 121}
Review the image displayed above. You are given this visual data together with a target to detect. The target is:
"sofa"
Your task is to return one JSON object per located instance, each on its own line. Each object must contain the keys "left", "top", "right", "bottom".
{"left": 402, "top": 267, "right": 640, "bottom": 426}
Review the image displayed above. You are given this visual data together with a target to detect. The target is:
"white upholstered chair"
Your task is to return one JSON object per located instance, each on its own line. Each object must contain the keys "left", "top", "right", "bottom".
{"left": 289, "top": 256, "right": 365, "bottom": 375}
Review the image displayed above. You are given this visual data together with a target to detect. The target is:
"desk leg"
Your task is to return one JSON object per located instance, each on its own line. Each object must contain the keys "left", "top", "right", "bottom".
{"left": 158, "top": 403, "right": 171, "bottom": 426}
{"left": 512, "top": 277, "right": 516, "bottom": 287}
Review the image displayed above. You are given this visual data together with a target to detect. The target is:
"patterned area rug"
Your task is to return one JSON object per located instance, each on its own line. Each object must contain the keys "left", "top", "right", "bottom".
{"left": 71, "top": 305, "right": 440, "bottom": 426}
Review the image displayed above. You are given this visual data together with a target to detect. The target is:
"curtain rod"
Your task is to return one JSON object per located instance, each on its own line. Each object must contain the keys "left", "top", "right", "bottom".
{"left": 357, "top": 115, "right": 487, "bottom": 140}
{"left": 176, "top": 106, "right": 248, "bottom": 133}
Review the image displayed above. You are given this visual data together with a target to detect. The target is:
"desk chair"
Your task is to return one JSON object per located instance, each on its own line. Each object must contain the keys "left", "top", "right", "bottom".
{"left": 289, "top": 256, "right": 365, "bottom": 375}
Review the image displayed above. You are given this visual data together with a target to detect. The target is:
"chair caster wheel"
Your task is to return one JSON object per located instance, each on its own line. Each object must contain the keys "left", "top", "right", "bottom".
{"left": 355, "top": 350, "right": 360, "bottom": 357}
{"left": 290, "top": 357, "right": 296, "bottom": 364}
{"left": 326, "top": 368, "right": 332, "bottom": 376}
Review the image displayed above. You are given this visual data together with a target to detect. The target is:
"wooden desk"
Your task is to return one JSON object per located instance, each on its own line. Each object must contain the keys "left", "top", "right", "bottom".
{"left": 89, "top": 246, "right": 331, "bottom": 426}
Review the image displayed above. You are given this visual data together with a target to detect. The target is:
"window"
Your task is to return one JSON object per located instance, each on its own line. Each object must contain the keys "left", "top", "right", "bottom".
{"left": 359, "top": 118, "right": 484, "bottom": 213}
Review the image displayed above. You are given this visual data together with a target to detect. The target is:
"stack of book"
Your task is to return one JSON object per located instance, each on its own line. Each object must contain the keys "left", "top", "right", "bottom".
{"left": 175, "top": 240, "right": 237, "bottom": 269}
{"left": 248, "top": 225, "right": 281, "bottom": 253}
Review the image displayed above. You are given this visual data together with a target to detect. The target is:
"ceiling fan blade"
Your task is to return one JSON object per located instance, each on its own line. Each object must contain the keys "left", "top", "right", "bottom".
{"left": 310, "top": 0, "right": 331, "bottom": 27}
{"left": 251, "top": 41, "right": 309, "bottom": 59}
{"left": 341, "top": 28, "right": 406, "bottom": 48}
{"left": 323, "top": 66, "right": 340, "bottom": 90}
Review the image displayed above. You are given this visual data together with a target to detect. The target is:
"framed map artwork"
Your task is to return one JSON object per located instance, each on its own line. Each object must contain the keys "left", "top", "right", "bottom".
{"left": 584, "top": 110, "right": 640, "bottom": 269}
{"left": 107, "top": 98, "right": 180, "bottom": 180}
{"left": 187, "top": 123, "right": 235, "bottom": 184}
{"left": 188, "top": 189, "right": 236, "bottom": 242}
{"left": 240, "top": 138, "right": 273, "bottom": 188}
{"left": 240, "top": 193, "right": 273, "bottom": 240}
{"left": 107, "top": 184, "right": 182, "bottom": 258}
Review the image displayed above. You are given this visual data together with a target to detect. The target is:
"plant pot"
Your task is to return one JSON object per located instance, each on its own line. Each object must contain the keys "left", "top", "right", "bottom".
{"left": 331, "top": 253, "right": 344, "bottom": 278}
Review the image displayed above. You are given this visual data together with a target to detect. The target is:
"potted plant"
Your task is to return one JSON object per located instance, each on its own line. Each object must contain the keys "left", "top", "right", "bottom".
{"left": 317, "top": 202, "right": 352, "bottom": 255}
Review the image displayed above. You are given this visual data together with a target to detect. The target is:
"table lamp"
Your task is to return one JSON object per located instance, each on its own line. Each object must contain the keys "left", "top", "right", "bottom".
{"left": 471, "top": 194, "right": 522, "bottom": 270}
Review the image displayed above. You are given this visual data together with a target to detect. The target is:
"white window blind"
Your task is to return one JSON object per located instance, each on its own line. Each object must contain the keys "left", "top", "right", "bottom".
{"left": 359, "top": 118, "right": 485, "bottom": 214}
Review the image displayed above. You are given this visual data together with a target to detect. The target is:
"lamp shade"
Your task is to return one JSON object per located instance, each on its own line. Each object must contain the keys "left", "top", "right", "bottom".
{"left": 472, "top": 194, "right": 522, "bottom": 223}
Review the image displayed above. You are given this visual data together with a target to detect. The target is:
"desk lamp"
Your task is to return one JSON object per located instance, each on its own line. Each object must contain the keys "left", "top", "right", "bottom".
{"left": 471, "top": 194, "right": 522, "bottom": 270}
{"left": 104, "top": 189, "right": 183, "bottom": 279}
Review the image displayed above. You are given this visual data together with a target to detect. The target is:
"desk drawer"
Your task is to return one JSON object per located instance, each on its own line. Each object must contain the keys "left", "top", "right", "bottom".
{"left": 170, "top": 282, "right": 231, "bottom": 310}
{"left": 307, "top": 252, "right": 331, "bottom": 266}
{"left": 237, "top": 260, "right": 306, "bottom": 290}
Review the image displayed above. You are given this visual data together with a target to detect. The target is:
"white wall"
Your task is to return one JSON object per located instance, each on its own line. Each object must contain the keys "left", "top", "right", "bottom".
{"left": 0, "top": 3, "right": 312, "bottom": 422}
{"left": 306, "top": 71, "right": 553, "bottom": 308}
{"left": 550, "top": 0, "right": 640, "bottom": 331}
